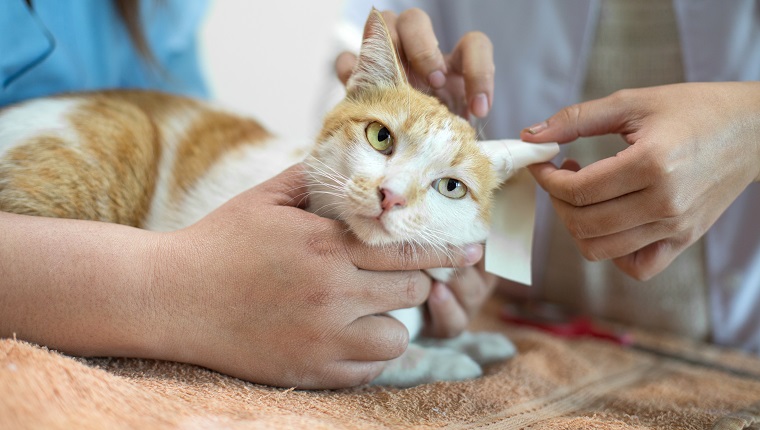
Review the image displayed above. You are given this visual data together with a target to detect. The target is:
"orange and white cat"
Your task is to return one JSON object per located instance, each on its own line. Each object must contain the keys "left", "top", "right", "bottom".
{"left": 0, "top": 10, "right": 540, "bottom": 387}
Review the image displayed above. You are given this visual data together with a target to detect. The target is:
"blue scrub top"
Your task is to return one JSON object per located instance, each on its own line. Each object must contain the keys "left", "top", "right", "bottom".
{"left": 0, "top": 0, "right": 209, "bottom": 107}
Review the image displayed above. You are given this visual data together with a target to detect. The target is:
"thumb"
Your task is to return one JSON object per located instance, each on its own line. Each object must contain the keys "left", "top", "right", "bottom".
{"left": 520, "top": 93, "right": 636, "bottom": 144}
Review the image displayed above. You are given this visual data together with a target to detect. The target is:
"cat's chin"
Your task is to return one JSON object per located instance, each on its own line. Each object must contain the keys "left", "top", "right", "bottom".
{"left": 345, "top": 215, "right": 399, "bottom": 246}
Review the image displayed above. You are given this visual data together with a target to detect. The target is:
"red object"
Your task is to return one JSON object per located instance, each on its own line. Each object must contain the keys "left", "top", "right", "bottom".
{"left": 500, "top": 301, "right": 633, "bottom": 346}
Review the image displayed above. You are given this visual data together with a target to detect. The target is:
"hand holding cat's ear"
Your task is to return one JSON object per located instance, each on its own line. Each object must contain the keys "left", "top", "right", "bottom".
{"left": 336, "top": 8, "right": 495, "bottom": 118}
{"left": 521, "top": 82, "right": 760, "bottom": 281}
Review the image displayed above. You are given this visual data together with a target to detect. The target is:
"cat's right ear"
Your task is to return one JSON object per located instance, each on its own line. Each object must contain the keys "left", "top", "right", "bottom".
{"left": 346, "top": 8, "right": 407, "bottom": 96}
{"left": 481, "top": 140, "right": 560, "bottom": 183}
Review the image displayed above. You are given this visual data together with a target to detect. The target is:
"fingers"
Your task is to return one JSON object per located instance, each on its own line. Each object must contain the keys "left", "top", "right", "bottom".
{"left": 424, "top": 263, "right": 496, "bottom": 338}
{"left": 356, "top": 269, "right": 433, "bottom": 314}
{"left": 448, "top": 31, "right": 494, "bottom": 118}
{"left": 520, "top": 90, "right": 642, "bottom": 144}
{"left": 340, "top": 314, "right": 410, "bottom": 361}
{"left": 396, "top": 8, "right": 447, "bottom": 89}
{"left": 528, "top": 146, "right": 649, "bottom": 207}
{"left": 612, "top": 239, "right": 683, "bottom": 281}
{"left": 335, "top": 52, "right": 357, "bottom": 86}
{"left": 424, "top": 282, "right": 468, "bottom": 338}
{"left": 343, "top": 234, "right": 483, "bottom": 271}
{"left": 297, "top": 360, "right": 386, "bottom": 389}
{"left": 550, "top": 187, "right": 670, "bottom": 240}
{"left": 378, "top": 10, "right": 400, "bottom": 46}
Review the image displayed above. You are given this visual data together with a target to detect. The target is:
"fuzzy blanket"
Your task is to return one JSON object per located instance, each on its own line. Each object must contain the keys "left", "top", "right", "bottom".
{"left": 3, "top": 295, "right": 760, "bottom": 429}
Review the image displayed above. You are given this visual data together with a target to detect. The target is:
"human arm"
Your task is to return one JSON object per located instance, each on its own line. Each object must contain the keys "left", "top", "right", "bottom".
{"left": 0, "top": 165, "right": 481, "bottom": 389}
{"left": 522, "top": 82, "right": 760, "bottom": 281}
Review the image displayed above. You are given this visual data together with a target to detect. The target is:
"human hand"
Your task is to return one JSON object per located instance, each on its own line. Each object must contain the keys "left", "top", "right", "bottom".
{"left": 522, "top": 82, "right": 760, "bottom": 281}
{"left": 335, "top": 8, "right": 495, "bottom": 119}
{"left": 151, "top": 164, "right": 483, "bottom": 389}
{"left": 423, "top": 260, "right": 497, "bottom": 338}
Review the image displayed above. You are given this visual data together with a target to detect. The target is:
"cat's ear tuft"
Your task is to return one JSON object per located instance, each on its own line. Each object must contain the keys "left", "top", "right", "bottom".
{"left": 346, "top": 8, "right": 407, "bottom": 95}
{"left": 480, "top": 140, "right": 560, "bottom": 183}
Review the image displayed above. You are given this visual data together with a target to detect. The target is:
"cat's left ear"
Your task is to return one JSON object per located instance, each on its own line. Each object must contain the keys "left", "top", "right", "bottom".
{"left": 346, "top": 8, "right": 407, "bottom": 95}
{"left": 480, "top": 140, "right": 560, "bottom": 183}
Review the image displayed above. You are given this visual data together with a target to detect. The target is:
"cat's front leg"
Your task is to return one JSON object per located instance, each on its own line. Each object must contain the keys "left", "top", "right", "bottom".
{"left": 371, "top": 343, "right": 482, "bottom": 388}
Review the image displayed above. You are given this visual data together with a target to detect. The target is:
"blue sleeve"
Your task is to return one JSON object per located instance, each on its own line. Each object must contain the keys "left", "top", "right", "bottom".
{"left": 0, "top": 0, "right": 210, "bottom": 108}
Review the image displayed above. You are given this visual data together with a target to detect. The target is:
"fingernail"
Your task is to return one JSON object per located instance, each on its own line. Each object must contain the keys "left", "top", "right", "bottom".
{"left": 464, "top": 244, "right": 483, "bottom": 265}
{"left": 428, "top": 70, "right": 446, "bottom": 89}
{"left": 471, "top": 93, "right": 489, "bottom": 118}
{"left": 524, "top": 121, "right": 548, "bottom": 135}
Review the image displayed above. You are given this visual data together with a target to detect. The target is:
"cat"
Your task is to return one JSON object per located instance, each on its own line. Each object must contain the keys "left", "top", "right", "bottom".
{"left": 0, "top": 9, "right": 528, "bottom": 387}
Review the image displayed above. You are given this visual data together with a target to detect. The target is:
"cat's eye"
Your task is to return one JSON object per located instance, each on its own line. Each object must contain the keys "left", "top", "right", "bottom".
{"left": 433, "top": 178, "right": 468, "bottom": 199}
{"left": 366, "top": 121, "right": 393, "bottom": 154}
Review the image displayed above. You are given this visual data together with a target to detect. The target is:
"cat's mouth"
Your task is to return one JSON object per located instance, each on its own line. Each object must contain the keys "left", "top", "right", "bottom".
{"left": 346, "top": 213, "right": 399, "bottom": 245}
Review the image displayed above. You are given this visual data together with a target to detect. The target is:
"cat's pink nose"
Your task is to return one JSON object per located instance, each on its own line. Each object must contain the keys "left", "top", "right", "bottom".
{"left": 380, "top": 188, "right": 406, "bottom": 211}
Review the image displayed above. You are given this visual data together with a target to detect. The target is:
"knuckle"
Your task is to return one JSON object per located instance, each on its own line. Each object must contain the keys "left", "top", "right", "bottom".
{"left": 665, "top": 215, "right": 690, "bottom": 234}
{"left": 566, "top": 182, "right": 590, "bottom": 207}
{"left": 657, "top": 194, "right": 687, "bottom": 219}
{"left": 403, "top": 273, "right": 428, "bottom": 306}
{"left": 464, "top": 68, "right": 495, "bottom": 84}
{"left": 409, "top": 47, "right": 441, "bottom": 66}
{"left": 578, "top": 240, "right": 607, "bottom": 262}
{"left": 643, "top": 151, "right": 672, "bottom": 181}
{"left": 565, "top": 214, "right": 589, "bottom": 239}
{"left": 306, "top": 231, "right": 345, "bottom": 260}
{"left": 560, "top": 103, "right": 583, "bottom": 131}
{"left": 609, "top": 88, "right": 636, "bottom": 106}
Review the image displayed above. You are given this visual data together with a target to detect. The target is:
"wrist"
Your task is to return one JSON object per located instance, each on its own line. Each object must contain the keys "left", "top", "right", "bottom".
{"left": 138, "top": 228, "right": 211, "bottom": 366}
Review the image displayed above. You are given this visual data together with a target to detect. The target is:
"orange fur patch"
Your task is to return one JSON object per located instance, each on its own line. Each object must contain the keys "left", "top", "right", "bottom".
{"left": 0, "top": 95, "right": 162, "bottom": 226}
{"left": 0, "top": 90, "right": 272, "bottom": 227}
{"left": 170, "top": 108, "right": 271, "bottom": 200}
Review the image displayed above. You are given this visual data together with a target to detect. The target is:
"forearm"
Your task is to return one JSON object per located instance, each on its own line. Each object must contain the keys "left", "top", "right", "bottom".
{"left": 0, "top": 211, "right": 162, "bottom": 358}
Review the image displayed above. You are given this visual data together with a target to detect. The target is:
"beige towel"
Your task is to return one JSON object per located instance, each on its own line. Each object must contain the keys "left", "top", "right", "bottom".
{"left": 2, "top": 295, "right": 760, "bottom": 429}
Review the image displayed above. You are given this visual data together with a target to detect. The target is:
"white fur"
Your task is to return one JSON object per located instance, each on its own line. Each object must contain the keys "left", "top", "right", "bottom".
{"left": 160, "top": 137, "right": 305, "bottom": 230}
{"left": 0, "top": 98, "right": 81, "bottom": 158}
{"left": 142, "top": 109, "right": 201, "bottom": 231}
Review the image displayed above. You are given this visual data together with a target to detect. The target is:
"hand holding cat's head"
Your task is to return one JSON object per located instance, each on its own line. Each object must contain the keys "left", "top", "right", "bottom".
{"left": 307, "top": 10, "right": 557, "bottom": 250}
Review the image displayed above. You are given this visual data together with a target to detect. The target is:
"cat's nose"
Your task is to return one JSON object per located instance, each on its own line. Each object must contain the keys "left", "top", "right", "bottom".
{"left": 379, "top": 187, "right": 406, "bottom": 211}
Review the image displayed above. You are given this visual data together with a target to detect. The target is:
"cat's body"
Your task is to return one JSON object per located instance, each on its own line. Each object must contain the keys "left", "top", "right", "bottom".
{"left": 0, "top": 10, "right": 518, "bottom": 387}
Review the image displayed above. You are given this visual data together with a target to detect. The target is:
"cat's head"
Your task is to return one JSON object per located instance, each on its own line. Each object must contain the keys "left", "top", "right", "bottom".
{"left": 306, "top": 9, "right": 522, "bottom": 248}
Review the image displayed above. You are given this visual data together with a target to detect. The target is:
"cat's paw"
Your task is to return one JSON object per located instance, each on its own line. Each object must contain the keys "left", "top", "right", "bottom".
{"left": 417, "top": 331, "right": 516, "bottom": 365}
{"left": 371, "top": 344, "right": 482, "bottom": 388}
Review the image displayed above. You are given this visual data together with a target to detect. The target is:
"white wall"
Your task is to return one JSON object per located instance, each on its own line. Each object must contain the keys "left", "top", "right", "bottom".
{"left": 199, "top": 0, "right": 345, "bottom": 140}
